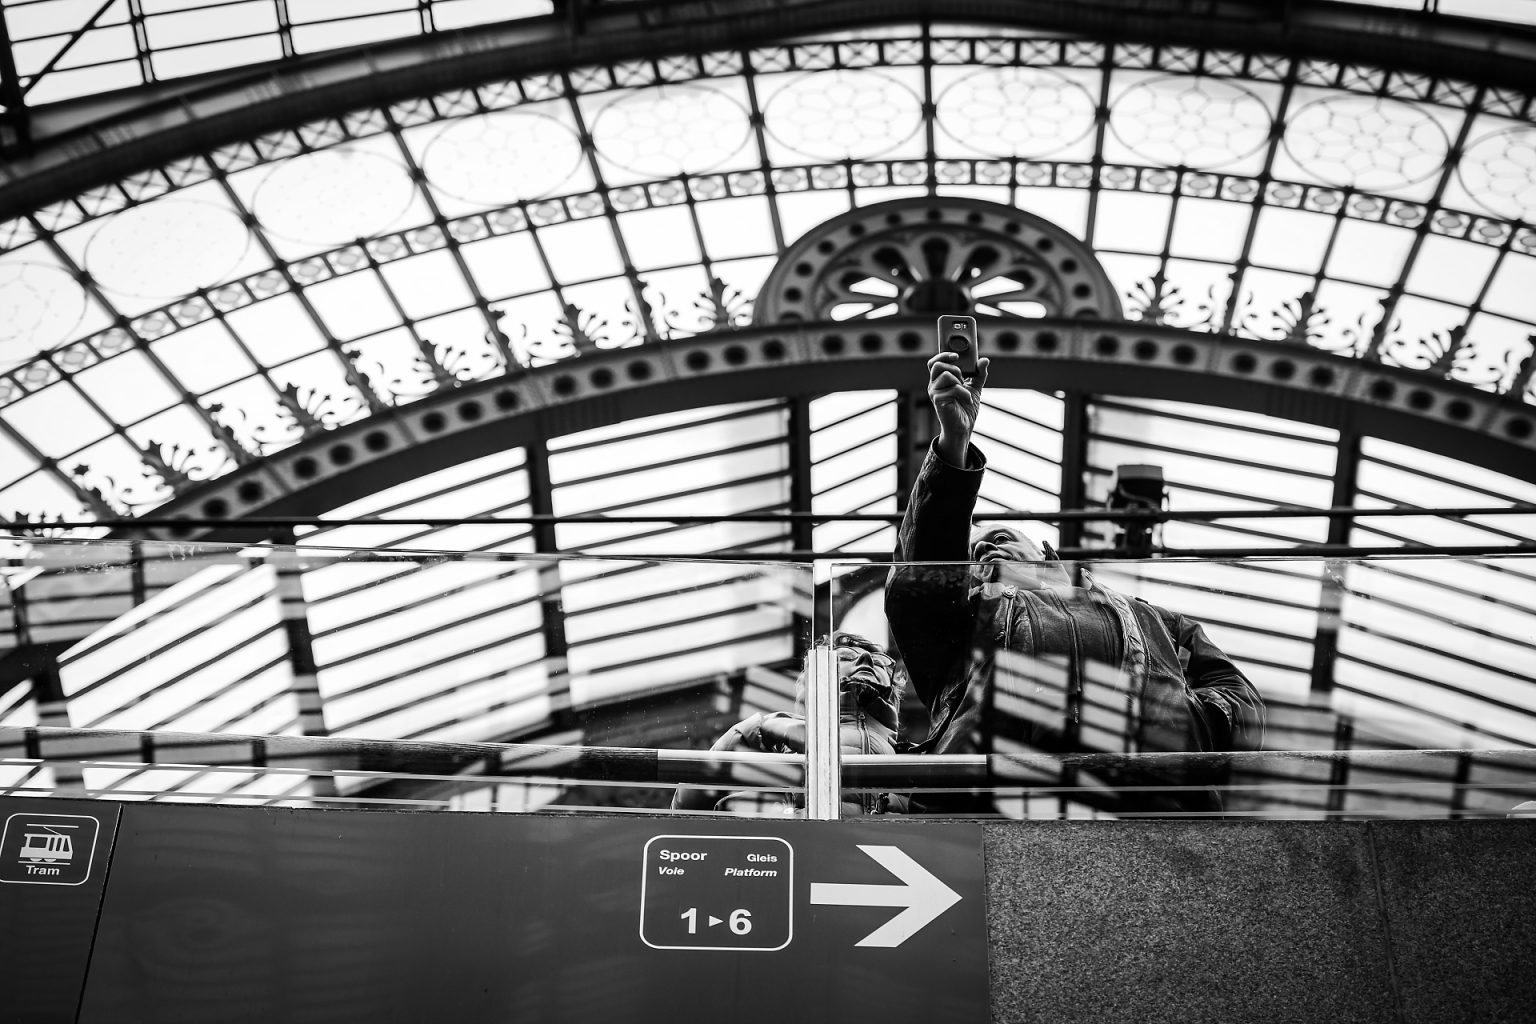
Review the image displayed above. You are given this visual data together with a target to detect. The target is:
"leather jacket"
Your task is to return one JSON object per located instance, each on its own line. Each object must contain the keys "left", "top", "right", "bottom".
{"left": 885, "top": 443, "right": 1264, "bottom": 811}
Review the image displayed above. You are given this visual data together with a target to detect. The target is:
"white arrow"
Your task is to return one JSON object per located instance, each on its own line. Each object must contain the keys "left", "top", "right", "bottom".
{"left": 809, "top": 845, "right": 961, "bottom": 948}
{"left": 708, "top": 916, "right": 723, "bottom": 928}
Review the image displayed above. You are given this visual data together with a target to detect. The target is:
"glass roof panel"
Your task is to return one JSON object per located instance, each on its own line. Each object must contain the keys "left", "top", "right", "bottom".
{"left": 0, "top": 24, "right": 1531, "bottom": 535}
{"left": 809, "top": 391, "right": 897, "bottom": 554}
{"left": 972, "top": 389, "right": 1066, "bottom": 531}
{"left": 1104, "top": 71, "right": 1278, "bottom": 177}
{"left": 59, "top": 561, "right": 298, "bottom": 734}
{"left": 1087, "top": 396, "right": 1338, "bottom": 550}
{"left": 548, "top": 401, "right": 791, "bottom": 554}
{"left": 932, "top": 65, "right": 1101, "bottom": 163}
{"left": 1436, "top": 0, "right": 1536, "bottom": 25}
{"left": 582, "top": 79, "right": 757, "bottom": 185}
{"left": 1334, "top": 556, "right": 1536, "bottom": 747}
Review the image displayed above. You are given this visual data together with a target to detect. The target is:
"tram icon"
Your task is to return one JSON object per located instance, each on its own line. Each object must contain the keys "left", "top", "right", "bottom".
{"left": 1, "top": 812, "right": 99, "bottom": 885}
{"left": 19, "top": 826, "right": 75, "bottom": 864}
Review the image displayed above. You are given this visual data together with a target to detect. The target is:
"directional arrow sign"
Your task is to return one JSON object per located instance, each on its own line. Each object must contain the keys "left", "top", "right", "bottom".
{"left": 809, "top": 844, "right": 962, "bottom": 948}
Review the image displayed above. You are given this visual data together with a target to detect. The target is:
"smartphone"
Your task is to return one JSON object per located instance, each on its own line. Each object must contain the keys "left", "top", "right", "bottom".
{"left": 937, "top": 315, "right": 979, "bottom": 378}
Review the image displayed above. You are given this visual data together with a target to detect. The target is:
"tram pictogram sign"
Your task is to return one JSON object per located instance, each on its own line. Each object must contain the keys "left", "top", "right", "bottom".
{"left": 0, "top": 812, "right": 100, "bottom": 886}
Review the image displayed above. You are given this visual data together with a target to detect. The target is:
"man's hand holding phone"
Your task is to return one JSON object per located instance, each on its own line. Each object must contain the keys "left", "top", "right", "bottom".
{"left": 932, "top": 315, "right": 989, "bottom": 469}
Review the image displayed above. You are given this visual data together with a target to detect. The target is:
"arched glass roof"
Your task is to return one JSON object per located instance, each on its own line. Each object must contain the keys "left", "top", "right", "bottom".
{"left": 1, "top": 14, "right": 1534, "bottom": 524}
{"left": 1, "top": 0, "right": 1534, "bottom": 817}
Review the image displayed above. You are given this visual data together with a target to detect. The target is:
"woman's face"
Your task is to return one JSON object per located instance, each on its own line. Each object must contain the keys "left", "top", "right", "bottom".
{"left": 832, "top": 633, "right": 895, "bottom": 691}
{"left": 793, "top": 633, "right": 896, "bottom": 711}
{"left": 967, "top": 522, "right": 1074, "bottom": 590}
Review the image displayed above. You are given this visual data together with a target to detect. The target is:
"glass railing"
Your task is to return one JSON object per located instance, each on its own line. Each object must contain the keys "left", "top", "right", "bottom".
{"left": 832, "top": 554, "right": 1536, "bottom": 818}
{"left": 0, "top": 536, "right": 812, "bottom": 815}
{"left": 3, "top": 536, "right": 1534, "bottom": 819}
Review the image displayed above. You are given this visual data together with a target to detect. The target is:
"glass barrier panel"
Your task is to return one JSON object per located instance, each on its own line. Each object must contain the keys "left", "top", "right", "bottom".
{"left": 0, "top": 536, "right": 813, "bottom": 815}
{"left": 831, "top": 554, "right": 1536, "bottom": 819}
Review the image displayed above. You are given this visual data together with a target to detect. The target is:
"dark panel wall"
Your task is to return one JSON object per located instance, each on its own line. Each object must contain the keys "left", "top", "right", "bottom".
{"left": 981, "top": 820, "right": 1536, "bottom": 1024}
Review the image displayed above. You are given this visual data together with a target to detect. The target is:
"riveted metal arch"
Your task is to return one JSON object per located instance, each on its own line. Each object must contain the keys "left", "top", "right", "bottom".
{"left": 142, "top": 317, "right": 1536, "bottom": 539}
{"left": 3, "top": 1, "right": 1534, "bottom": 219}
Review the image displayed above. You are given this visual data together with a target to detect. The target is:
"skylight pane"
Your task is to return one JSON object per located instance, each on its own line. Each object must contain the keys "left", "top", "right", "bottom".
{"left": 1441, "top": 0, "right": 1536, "bottom": 24}
{"left": 972, "top": 388, "right": 1065, "bottom": 517}
{"left": 1094, "top": 558, "right": 1323, "bottom": 687}
{"left": 429, "top": 0, "right": 552, "bottom": 31}
{"left": 310, "top": 561, "right": 549, "bottom": 742}
{"left": 0, "top": 679, "right": 38, "bottom": 727}
{"left": 459, "top": 231, "right": 551, "bottom": 301}
{"left": 549, "top": 401, "right": 789, "bottom": 554}
{"left": 776, "top": 191, "right": 853, "bottom": 247}
{"left": 1105, "top": 71, "right": 1276, "bottom": 174}
{"left": 1087, "top": 397, "right": 1336, "bottom": 549}
{"left": 3, "top": 384, "right": 111, "bottom": 458}
{"left": 537, "top": 218, "right": 625, "bottom": 283}
{"left": 290, "top": 10, "right": 419, "bottom": 54}
{"left": 0, "top": 429, "right": 32, "bottom": 487}
{"left": 811, "top": 391, "right": 896, "bottom": 553}
{"left": 1334, "top": 558, "right": 1536, "bottom": 746}
{"left": 151, "top": 35, "right": 285, "bottom": 80}
{"left": 1326, "top": 219, "right": 1415, "bottom": 289}
{"left": 585, "top": 79, "right": 756, "bottom": 186}
{"left": 58, "top": 562, "right": 297, "bottom": 733}
{"left": 561, "top": 558, "right": 799, "bottom": 706}
{"left": 1010, "top": 188, "right": 1089, "bottom": 238}
{"left": 224, "top": 293, "right": 327, "bottom": 365}
{"left": 303, "top": 272, "right": 403, "bottom": 342}
{"left": 144, "top": 1, "right": 277, "bottom": 47}
{"left": 287, "top": 0, "right": 414, "bottom": 22}
{"left": 756, "top": 67, "right": 927, "bottom": 165}
{"left": 412, "top": 102, "right": 589, "bottom": 215}
{"left": 619, "top": 206, "right": 702, "bottom": 271}
{"left": 23, "top": 61, "right": 143, "bottom": 104}
{"left": 152, "top": 320, "right": 259, "bottom": 393}
{"left": 378, "top": 249, "right": 475, "bottom": 321}
{"left": 1482, "top": 252, "right": 1536, "bottom": 322}
{"left": 1249, "top": 206, "right": 1334, "bottom": 275}
{"left": 1092, "top": 191, "right": 1170, "bottom": 254}
{"left": 1356, "top": 435, "right": 1536, "bottom": 513}
{"left": 13, "top": 21, "right": 135, "bottom": 76}
{"left": 0, "top": 471, "right": 82, "bottom": 520}
{"left": 1168, "top": 197, "right": 1251, "bottom": 263}
{"left": 7, "top": 0, "right": 128, "bottom": 41}
{"left": 72, "top": 349, "right": 179, "bottom": 425}
{"left": 1405, "top": 235, "right": 1501, "bottom": 306}
{"left": 695, "top": 196, "right": 778, "bottom": 261}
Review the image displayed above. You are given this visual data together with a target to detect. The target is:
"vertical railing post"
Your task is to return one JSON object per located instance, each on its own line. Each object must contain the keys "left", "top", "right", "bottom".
{"left": 804, "top": 641, "right": 841, "bottom": 820}
{"left": 804, "top": 561, "right": 841, "bottom": 820}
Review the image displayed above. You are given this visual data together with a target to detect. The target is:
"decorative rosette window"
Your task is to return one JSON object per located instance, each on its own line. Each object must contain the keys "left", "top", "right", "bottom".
{"left": 753, "top": 198, "right": 1123, "bottom": 325}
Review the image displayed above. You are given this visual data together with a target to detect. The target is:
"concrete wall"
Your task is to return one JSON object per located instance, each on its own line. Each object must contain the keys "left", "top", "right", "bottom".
{"left": 981, "top": 820, "right": 1536, "bottom": 1024}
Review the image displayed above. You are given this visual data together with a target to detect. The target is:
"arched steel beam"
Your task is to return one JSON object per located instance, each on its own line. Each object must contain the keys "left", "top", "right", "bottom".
{"left": 2, "top": 0, "right": 1533, "bottom": 219}
{"left": 136, "top": 316, "right": 1536, "bottom": 540}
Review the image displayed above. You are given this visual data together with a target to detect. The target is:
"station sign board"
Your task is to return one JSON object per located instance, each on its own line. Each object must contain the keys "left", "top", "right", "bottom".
{"left": 1, "top": 798, "right": 988, "bottom": 1023}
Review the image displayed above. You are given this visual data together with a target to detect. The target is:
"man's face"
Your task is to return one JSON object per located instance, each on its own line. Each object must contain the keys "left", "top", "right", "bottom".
{"left": 968, "top": 522, "right": 1073, "bottom": 589}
